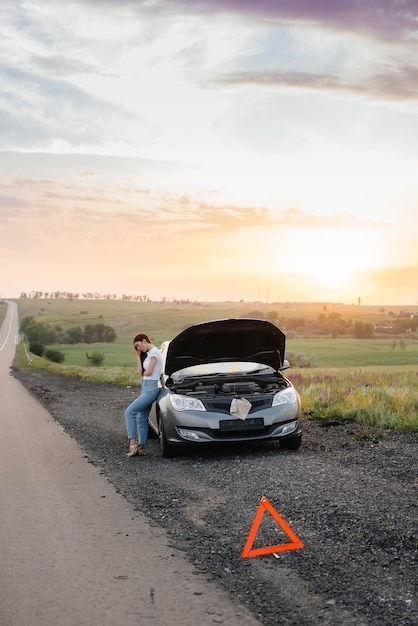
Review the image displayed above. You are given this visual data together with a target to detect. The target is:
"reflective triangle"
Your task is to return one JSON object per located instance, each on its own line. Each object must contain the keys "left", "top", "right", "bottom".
{"left": 241, "top": 496, "right": 304, "bottom": 558}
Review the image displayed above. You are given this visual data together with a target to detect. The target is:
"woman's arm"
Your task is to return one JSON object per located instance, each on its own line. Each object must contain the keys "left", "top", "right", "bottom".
{"left": 136, "top": 350, "right": 147, "bottom": 374}
{"left": 142, "top": 355, "right": 157, "bottom": 377}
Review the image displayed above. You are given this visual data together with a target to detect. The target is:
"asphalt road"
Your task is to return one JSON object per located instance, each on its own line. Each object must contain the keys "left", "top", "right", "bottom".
{"left": 0, "top": 301, "right": 260, "bottom": 626}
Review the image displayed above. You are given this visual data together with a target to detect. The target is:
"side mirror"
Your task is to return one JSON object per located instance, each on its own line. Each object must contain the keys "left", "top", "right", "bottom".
{"left": 279, "top": 359, "right": 290, "bottom": 371}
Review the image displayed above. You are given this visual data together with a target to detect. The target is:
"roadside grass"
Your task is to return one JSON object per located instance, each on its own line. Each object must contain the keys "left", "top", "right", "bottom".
{"left": 287, "top": 366, "right": 418, "bottom": 432}
{"left": 15, "top": 343, "right": 140, "bottom": 387}
{"left": 14, "top": 344, "right": 418, "bottom": 433}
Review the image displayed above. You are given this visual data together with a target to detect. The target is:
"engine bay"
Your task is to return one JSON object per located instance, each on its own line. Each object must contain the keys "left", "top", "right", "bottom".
{"left": 167, "top": 373, "right": 290, "bottom": 397}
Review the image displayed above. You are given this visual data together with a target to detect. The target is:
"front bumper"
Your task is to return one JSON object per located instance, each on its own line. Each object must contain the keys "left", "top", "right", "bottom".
{"left": 168, "top": 417, "right": 301, "bottom": 445}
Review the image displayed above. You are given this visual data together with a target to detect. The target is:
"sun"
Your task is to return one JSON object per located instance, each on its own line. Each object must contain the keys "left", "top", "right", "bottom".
{"left": 309, "top": 262, "right": 354, "bottom": 290}
{"left": 282, "top": 227, "right": 382, "bottom": 293}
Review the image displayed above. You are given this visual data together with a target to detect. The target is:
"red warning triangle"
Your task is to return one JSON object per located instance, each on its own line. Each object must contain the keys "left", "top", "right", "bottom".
{"left": 241, "top": 496, "right": 304, "bottom": 558}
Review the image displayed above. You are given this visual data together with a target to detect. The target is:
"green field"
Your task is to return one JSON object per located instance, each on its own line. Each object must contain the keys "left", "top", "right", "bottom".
{"left": 287, "top": 337, "right": 418, "bottom": 368}
{"left": 15, "top": 335, "right": 418, "bottom": 371}
{"left": 15, "top": 297, "right": 418, "bottom": 368}
{"left": 12, "top": 298, "right": 418, "bottom": 431}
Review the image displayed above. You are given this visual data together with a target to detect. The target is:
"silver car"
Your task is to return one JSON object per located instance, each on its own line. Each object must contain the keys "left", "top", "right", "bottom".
{"left": 149, "top": 318, "right": 302, "bottom": 457}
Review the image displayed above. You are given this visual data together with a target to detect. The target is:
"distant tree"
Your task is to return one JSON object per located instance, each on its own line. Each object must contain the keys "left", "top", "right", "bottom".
{"left": 244, "top": 310, "right": 265, "bottom": 319}
{"left": 103, "top": 325, "right": 116, "bottom": 342}
{"left": 66, "top": 327, "right": 84, "bottom": 344}
{"left": 22, "top": 320, "right": 57, "bottom": 345}
{"left": 83, "top": 323, "right": 116, "bottom": 343}
{"left": 266, "top": 310, "right": 279, "bottom": 324}
{"left": 29, "top": 342, "right": 45, "bottom": 357}
{"left": 83, "top": 324, "right": 96, "bottom": 343}
{"left": 20, "top": 316, "right": 35, "bottom": 334}
{"left": 44, "top": 349, "right": 65, "bottom": 363}
{"left": 353, "top": 321, "right": 374, "bottom": 338}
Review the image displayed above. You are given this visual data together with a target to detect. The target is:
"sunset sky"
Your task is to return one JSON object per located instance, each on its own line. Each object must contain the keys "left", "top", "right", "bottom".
{"left": 1, "top": 0, "right": 417, "bottom": 304}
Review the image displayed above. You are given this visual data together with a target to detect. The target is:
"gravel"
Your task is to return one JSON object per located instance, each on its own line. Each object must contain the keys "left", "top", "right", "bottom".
{"left": 13, "top": 367, "right": 417, "bottom": 626}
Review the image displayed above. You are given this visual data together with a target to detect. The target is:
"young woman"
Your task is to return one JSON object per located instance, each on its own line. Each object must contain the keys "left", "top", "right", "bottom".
{"left": 124, "top": 333, "right": 163, "bottom": 457}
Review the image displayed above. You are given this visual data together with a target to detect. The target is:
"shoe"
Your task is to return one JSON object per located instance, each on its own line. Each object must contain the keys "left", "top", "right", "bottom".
{"left": 127, "top": 444, "right": 139, "bottom": 458}
{"left": 138, "top": 445, "right": 146, "bottom": 456}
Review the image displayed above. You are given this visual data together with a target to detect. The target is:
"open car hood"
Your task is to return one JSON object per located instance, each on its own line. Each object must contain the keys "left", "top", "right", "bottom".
{"left": 165, "top": 318, "right": 286, "bottom": 376}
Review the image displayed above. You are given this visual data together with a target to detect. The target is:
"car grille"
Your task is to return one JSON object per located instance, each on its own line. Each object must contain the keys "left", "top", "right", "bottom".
{"left": 203, "top": 397, "right": 271, "bottom": 414}
{"left": 219, "top": 417, "right": 264, "bottom": 431}
{"left": 214, "top": 423, "right": 276, "bottom": 439}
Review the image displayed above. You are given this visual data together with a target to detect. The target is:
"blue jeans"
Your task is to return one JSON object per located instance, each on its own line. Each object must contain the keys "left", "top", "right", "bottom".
{"left": 124, "top": 379, "right": 159, "bottom": 446}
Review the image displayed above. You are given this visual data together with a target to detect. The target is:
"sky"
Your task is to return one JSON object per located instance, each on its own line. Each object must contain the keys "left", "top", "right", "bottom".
{"left": 1, "top": 0, "right": 417, "bottom": 305}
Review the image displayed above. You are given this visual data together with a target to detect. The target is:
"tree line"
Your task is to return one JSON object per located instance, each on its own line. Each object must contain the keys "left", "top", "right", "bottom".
{"left": 20, "top": 291, "right": 151, "bottom": 302}
{"left": 243, "top": 309, "right": 418, "bottom": 338}
{"left": 19, "top": 291, "right": 206, "bottom": 304}
{"left": 20, "top": 316, "right": 117, "bottom": 345}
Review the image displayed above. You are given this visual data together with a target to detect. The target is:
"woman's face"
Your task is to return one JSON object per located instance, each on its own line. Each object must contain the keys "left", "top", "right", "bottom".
{"left": 134, "top": 339, "right": 146, "bottom": 353}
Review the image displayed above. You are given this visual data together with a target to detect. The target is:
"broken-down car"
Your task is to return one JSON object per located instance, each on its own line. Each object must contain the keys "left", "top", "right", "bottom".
{"left": 148, "top": 318, "right": 302, "bottom": 457}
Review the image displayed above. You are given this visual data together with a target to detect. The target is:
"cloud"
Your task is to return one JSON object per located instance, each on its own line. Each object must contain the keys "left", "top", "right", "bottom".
{"left": 0, "top": 65, "right": 145, "bottom": 151}
{"left": 151, "top": 201, "right": 381, "bottom": 234}
{"left": 0, "top": 195, "right": 29, "bottom": 208}
{"left": 0, "top": 167, "right": 384, "bottom": 237}
{"left": 370, "top": 63, "right": 418, "bottom": 101}
{"left": 73, "top": 0, "right": 418, "bottom": 41}
{"left": 34, "top": 54, "right": 96, "bottom": 78}
{"left": 211, "top": 62, "right": 418, "bottom": 102}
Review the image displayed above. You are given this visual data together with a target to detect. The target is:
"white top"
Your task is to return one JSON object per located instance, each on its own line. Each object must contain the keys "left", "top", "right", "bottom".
{"left": 143, "top": 346, "right": 163, "bottom": 380}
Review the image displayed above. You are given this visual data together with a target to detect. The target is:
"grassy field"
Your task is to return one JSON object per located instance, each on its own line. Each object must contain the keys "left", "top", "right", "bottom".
{"left": 12, "top": 298, "right": 418, "bottom": 432}
{"left": 15, "top": 297, "right": 418, "bottom": 368}
{"left": 286, "top": 366, "right": 417, "bottom": 432}
{"left": 15, "top": 296, "right": 418, "bottom": 341}
{"left": 287, "top": 337, "right": 418, "bottom": 368}
{"left": 14, "top": 336, "right": 418, "bottom": 370}
{"left": 16, "top": 297, "right": 255, "bottom": 345}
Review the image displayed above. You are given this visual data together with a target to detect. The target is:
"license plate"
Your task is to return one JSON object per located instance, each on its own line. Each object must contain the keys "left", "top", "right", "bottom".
{"left": 219, "top": 417, "right": 264, "bottom": 431}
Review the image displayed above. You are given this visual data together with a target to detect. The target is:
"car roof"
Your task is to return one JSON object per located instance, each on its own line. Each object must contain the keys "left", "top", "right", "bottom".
{"left": 164, "top": 318, "right": 286, "bottom": 376}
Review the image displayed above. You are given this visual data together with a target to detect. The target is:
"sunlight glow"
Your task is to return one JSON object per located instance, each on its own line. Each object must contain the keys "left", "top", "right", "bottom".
{"left": 285, "top": 228, "right": 384, "bottom": 289}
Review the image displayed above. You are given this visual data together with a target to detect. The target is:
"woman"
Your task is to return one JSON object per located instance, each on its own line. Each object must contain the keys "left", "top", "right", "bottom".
{"left": 124, "top": 333, "right": 163, "bottom": 457}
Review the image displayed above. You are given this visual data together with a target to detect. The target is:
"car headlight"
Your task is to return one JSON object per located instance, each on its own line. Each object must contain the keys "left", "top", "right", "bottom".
{"left": 169, "top": 394, "right": 206, "bottom": 411}
{"left": 272, "top": 387, "right": 297, "bottom": 407}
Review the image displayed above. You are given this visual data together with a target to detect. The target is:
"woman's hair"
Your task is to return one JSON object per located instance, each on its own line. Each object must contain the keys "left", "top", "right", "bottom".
{"left": 133, "top": 333, "right": 151, "bottom": 344}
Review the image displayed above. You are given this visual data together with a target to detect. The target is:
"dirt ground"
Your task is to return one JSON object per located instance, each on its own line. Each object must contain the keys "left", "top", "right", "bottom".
{"left": 12, "top": 366, "right": 418, "bottom": 626}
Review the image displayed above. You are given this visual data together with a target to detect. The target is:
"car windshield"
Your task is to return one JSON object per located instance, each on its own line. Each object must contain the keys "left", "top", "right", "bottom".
{"left": 171, "top": 361, "right": 273, "bottom": 380}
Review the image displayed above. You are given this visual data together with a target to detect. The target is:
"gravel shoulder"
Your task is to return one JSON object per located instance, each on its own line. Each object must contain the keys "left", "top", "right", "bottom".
{"left": 13, "top": 367, "right": 417, "bottom": 626}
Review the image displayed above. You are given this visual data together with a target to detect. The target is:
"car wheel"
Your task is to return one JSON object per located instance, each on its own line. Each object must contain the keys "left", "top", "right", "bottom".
{"left": 280, "top": 434, "right": 302, "bottom": 450}
{"left": 159, "top": 418, "right": 178, "bottom": 458}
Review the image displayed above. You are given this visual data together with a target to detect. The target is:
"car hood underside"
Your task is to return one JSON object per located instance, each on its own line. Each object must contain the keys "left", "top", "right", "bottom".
{"left": 164, "top": 318, "right": 286, "bottom": 376}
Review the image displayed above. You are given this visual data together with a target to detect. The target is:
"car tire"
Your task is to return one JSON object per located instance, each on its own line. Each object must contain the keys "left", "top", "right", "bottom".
{"left": 159, "top": 418, "right": 178, "bottom": 458}
{"left": 280, "top": 433, "right": 302, "bottom": 450}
